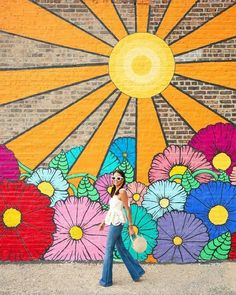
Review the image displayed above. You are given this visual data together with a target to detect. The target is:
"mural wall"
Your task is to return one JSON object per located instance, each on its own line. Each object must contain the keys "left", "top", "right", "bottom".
{"left": 0, "top": 0, "right": 236, "bottom": 263}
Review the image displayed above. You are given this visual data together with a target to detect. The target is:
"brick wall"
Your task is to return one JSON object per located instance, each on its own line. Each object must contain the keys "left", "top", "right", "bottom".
{"left": 0, "top": 0, "right": 235, "bottom": 161}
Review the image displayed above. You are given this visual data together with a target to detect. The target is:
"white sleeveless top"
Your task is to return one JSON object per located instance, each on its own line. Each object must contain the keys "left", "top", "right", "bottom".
{"left": 104, "top": 190, "right": 128, "bottom": 226}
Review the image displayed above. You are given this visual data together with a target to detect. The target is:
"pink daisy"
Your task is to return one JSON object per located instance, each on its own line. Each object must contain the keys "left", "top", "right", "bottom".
{"left": 189, "top": 123, "right": 236, "bottom": 175}
{"left": 0, "top": 145, "right": 20, "bottom": 181}
{"left": 149, "top": 145, "right": 212, "bottom": 184}
{"left": 230, "top": 167, "right": 236, "bottom": 185}
{"left": 94, "top": 173, "right": 113, "bottom": 205}
{"left": 44, "top": 197, "right": 108, "bottom": 261}
{"left": 126, "top": 181, "right": 147, "bottom": 206}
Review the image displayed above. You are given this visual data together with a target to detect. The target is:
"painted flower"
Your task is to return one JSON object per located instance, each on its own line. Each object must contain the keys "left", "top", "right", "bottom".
{"left": 229, "top": 232, "right": 236, "bottom": 260}
{"left": 44, "top": 197, "right": 108, "bottom": 261}
{"left": 230, "top": 167, "right": 236, "bottom": 185}
{"left": 117, "top": 204, "right": 158, "bottom": 261}
{"left": 109, "top": 137, "right": 136, "bottom": 168}
{"left": 189, "top": 123, "right": 236, "bottom": 175}
{"left": 99, "top": 151, "right": 120, "bottom": 176}
{"left": 66, "top": 146, "right": 84, "bottom": 169}
{"left": 0, "top": 145, "right": 20, "bottom": 181}
{"left": 126, "top": 181, "right": 147, "bottom": 205}
{"left": 0, "top": 181, "right": 55, "bottom": 261}
{"left": 94, "top": 173, "right": 113, "bottom": 205}
{"left": 149, "top": 145, "right": 212, "bottom": 184}
{"left": 154, "top": 211, "right": 209, "bottom": 263}
{"left": 142, "top": 180, "right": 187, "bottom": 220}
{"left": 185, "top": 181, "right": 236, "bottom": 240}
{"left": 26, "top": 168, "right": 69, "bottom": 207}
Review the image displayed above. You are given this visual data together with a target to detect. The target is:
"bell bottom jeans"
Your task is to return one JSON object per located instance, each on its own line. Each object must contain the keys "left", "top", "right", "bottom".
{"left": 99, "top": 224, "right": 145, "bottom": 287}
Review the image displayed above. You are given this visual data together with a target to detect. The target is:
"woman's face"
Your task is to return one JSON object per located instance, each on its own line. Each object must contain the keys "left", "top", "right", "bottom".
{"left": 112, "top": 172, "right": 124, "bottom": 187}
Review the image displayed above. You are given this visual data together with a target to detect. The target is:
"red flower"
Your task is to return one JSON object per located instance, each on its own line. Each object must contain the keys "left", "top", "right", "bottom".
{"left": 0, "top": 181, "right": 55, "bottom": 261}
{"left": 229, "top": 232, "right": 236, "bottom": 260}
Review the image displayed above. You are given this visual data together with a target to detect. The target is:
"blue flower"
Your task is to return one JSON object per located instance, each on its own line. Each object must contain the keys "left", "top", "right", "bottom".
{"left": 109, "top": 137, "right": 136, "bottom": 168}
{"left": 142, "top": 180, "right": 187, "bottom": 221}
{"left": 116, "top": 204, "right": 158, "bottom": 261}
{"left": 185, "top": 181, "right": 236, "bottom": 239}
{"left": 65, "top": 146, "right": 84, "bottom": 169}
{"left": 26, "top": 168, "right": 69, "bottom": 207}
{"left": 99, "top": 151, "right": 120, "bottom": 176}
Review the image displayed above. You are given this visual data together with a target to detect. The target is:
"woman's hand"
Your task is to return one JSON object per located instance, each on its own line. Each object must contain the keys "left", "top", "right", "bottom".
{"left": 99, "top": 222, "right": 105, "bottom": 231}
{"left": 128, "top": 225, "right": 135, "bottom": 236}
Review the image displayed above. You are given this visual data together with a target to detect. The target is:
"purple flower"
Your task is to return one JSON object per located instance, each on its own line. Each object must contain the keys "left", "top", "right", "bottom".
{"left": 154, "top": 211, "right": 209, "bottom": 263}
{"left": 0, "top": 145, "right": 20, "bottom": 181}
{"left": 94, "top": 173, "right": 113, "bottom": 205}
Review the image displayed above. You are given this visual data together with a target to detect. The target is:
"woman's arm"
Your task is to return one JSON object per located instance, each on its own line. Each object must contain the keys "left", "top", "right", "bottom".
{"left": 120, "top": 190, "right": 135, "bottom": 236}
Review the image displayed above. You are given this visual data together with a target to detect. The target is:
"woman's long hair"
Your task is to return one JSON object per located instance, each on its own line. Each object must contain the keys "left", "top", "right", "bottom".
{"left": 110, "top": 169, "right": 126, "bottom": 197}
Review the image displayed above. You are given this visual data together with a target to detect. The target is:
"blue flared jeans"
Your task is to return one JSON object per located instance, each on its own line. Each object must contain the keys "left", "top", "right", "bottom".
{"left": 99, "top": 224, "right": 145, "bottom": 287}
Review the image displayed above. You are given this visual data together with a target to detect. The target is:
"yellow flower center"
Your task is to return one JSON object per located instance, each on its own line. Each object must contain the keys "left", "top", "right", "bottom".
{"left": 3, "top": 208, "right": 22, "bottom": 228}
{"left": 122, "top": 152, "right": 128, "bottom": 158}
{"left": 69, "top": 226, "right": 83, "bottom": 240}
{"left": 132, "top": 225, "right": 139, "bottom": 235}
{"left": 109, "top": 33, "right": 175, "bottom": 98}
{"left": 38, "top": 181, "right": 55, "bottom": 197}
{"left": 169, "top": 165, "right": 187, "bottom": 183}
{"left": 107, "top": 186, "right": 113, "bottom": 194}
{"left": 133, "top": 193, "right": 141, "bottom": 202}
{"left": 212, "top": 152, "right": 231, "bottom": 171}
{"left": 173, "top": 236, "right": 183, "bottom": 246}
{"left": 208, "top": 205, "right": 228, "bottom": 225}
{"left": 159, "top": 198, "right": 170, "bottom": 208}
{"left": 132, "top": 55, "right": 152, "bottom": 75}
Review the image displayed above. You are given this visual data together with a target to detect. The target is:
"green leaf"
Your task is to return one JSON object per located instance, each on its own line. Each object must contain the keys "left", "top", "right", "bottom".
{"left": 218, "top": 170, "right": 230, "bottom": 182}
{"left": 199, "top": 232, "right": 231, "bottom": 261}
{"left": 49, "top": 150, "right": 69, "bottom": 177}
{"left": 118, "top": 159, "right": 134, "bottom": 183}
{"left": 181, "top": 170, "right": 200, "bottom": 194}
{"left": 77, "top": 176, "right": 100, "bottom": 201}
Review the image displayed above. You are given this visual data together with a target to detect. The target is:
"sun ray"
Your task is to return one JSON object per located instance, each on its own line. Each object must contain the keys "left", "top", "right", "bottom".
{"left": 69, "top": 93, "right": 130, "bottom": 184}
{"left": 5, "top": 82, "right": 117, "bottom": 169}
{"left": 81, "top": 0, "right": 127, "bottom": 40}
{"left": 136, "top": 0, "right": 150, "bottom": 33}
{"left": 156, "top": 0, "right": 197, "bottom": 39}
{"left": 161, "top": 84, "right": 229, "bottom": 132}
{"left": 0, "top": 0, "right": 112, "bottom": 56}
{"left": 175, "top": 61, "right": 236, "bottom": 90}
{"left": 0, "top": 65, "right": 108, "bottom": 105}
{"left": 136, "top": 98, "right": 167, "bottom": 184}
{"left": 170, "top": 4, "right": 236, "bottom": 56}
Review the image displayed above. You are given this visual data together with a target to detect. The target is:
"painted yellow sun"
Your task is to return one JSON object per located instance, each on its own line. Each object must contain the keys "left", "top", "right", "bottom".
{"left": 1, "top": 0, "right": 235, "bottom": 185}
{"left": 109, "top": 33, "right": 175, "bottom": 98}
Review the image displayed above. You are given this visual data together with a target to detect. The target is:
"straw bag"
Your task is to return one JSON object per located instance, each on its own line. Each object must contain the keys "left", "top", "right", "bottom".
{"left": 130, "top": 234, "right": 147, "bottom": 253}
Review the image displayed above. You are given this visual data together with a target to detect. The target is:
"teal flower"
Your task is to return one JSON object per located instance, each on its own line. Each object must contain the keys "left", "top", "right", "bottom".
{"left": 99, "top": 151, "right": 120, "bottom": 176}
{"left": 26, "top": 168, "right": 69, "bottom": 207}
{"left": 142, "top": 180, "right": 187, "bottom": 221}
{"left": 118, "top": 204, "right": 158, "bottom": 261}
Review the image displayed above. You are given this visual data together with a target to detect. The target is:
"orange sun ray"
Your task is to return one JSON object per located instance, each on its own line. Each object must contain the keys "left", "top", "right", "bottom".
{"left": 136, "top": 98, "right": 167, "bottom": 184}
{"left": 136, "top": 0, "right": 150, "bottom": 33}
{"left": 0, "top": 0, "right": 112, "bottom": 56}
{"left": 156, "top": 0, "right": 197, "bottom": 39}
{"left": 175, "top": 61, "right": 236, "bottom": 90}
{"left": 6, "top": 82, "right": 117, "bottom": 169}
{"left": 171, "top": 4, "right": 236, "bottom": 56}
{"left": 0, "top": 65, "right": 108, "bottom": 105}
{"left": 81, "top": 0, "right": 127, "bottom": 40}
{"left": 161, "top": 84, "right": 229, "bottom": 132}
{"left": 69, "top": 93, "right": 130, "bottom": 185}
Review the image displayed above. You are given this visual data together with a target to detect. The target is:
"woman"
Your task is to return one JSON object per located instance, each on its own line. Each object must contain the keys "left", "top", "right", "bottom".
{"left": 99, "top": 169, "right": 145, "bottom": 287}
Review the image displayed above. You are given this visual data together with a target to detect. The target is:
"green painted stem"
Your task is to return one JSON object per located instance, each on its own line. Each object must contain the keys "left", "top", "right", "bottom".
{"left": 18, "top": 161, "right": 33, "bottom": 174}
{"left": 192, "top": 169, "right": 218, "bottom": 180}
{"left": 66, "top": 173, "right": 97, "bottom": 182}
{"left": 169, "top": 174, "right": 183, "bottom": 182}
{"left": 20, "top": 173, "right": 31, "bottom": 178}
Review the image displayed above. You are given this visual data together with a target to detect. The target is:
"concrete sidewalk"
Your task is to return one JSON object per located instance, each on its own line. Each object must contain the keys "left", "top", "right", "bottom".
{"left": 0, "top": 262, "right": 235, "bottom": 295}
